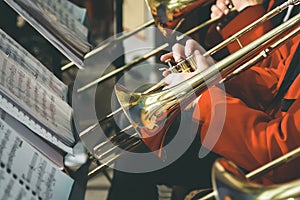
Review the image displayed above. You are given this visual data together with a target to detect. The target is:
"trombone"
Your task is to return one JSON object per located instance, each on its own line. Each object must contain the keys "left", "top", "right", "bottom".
{"left": 82, "top": 0, "right": 296, "bottom": 132}
{"left": 201, "top": 146, "right": 300, "bottom": 200}
{"left": 84, "top": 0, "right": 300, "bottom": 178}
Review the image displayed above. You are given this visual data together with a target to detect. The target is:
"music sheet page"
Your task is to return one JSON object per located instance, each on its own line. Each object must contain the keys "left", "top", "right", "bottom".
{"left": 0, "top": 118, "right": 74, "bottom": 200}
{"left": 4, "top": 0, "right": 93, "bottom": 67}
{"left": 35, "top": 0, "right": 88, "bottom": 40}
{"left": 0, "top": 50, "right": 75, "bottom": 153}
{"left": 0, "top": 107, "right": 65, "bottom": 169}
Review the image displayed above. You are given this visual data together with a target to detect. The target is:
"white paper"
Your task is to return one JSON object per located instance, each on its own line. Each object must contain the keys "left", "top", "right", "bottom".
{"left": 0, "top": 108, "right": 65, "bottom": 169}
{"left": 33, "top": 0, "right": 88, "bottom": 40}
{"left": 62, "top": 0, "right": 87, "bottom": 24}
{"left": 0, "top": 119, "right": 74, "bottom": 200}
{"left": 52, "top": 0, "right": 87, "bottom": 32}
{"left": 4, "top": 0, "right": 93, "bottom": 68}
{"left": 0, "top": 29, "right": 68, "bottom": 101}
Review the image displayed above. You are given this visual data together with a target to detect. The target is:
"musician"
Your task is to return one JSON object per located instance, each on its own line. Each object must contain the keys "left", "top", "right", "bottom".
{"left": 194, "top": 35, "right": 300, "bottom": 185}
{"left": 162, "top": 0, "right": 300, "bottom": 185}
{"left": 106, "top": 0, "right": 280, "bottom": 199}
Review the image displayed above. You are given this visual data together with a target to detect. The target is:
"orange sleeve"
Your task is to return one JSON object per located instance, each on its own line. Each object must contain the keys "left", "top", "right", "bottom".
{"left": 193, "top": 39, "right": 300, "bottom": 183}
{"left": 217, "top": 19, "right": 299, "bottom": 111}
{"left": 223, "top": 66, "right": 280, "bottom": 111}
{"left": 193, "top": 86, "right": 300, "bottom": 183}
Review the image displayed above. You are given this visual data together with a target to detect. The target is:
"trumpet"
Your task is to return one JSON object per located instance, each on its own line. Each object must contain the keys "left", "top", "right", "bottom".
{"left": 82, "top": 0, "right": 300, "bottom": 178}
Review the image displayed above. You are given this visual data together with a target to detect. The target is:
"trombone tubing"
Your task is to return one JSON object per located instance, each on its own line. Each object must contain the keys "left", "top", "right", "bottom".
{"left": 82, "top": 0, "right": 298, "bottom": 174}
{"left": 218, "top": 22, "right": 300, "bottom": 84}
{"left": 61, "top": 19, "right": 155, "bottom": 71}
{"left": 88, "top": 139, "right": 143, "bottom": 179}
{"left": 93, "top": 132, "right": 139, "bottom": 160}
{"left": 82, "top": 0, "right": 298, "bottom": 167}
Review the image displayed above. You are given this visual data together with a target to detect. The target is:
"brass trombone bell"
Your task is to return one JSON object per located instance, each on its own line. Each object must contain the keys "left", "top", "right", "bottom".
{"left": 146, "top": 0, "right": 215, "bottom": 36}
{"left": 200, "top": 147, "right": 300, "bottom": 200}
{"left": 212, "top": 157, "right": 300, "bottom": 200}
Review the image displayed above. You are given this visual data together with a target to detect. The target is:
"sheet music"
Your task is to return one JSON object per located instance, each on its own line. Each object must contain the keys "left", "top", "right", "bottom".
{"left": 0, "top": 108, "right": 64, "bottom": 169}
{"left": 0, "top": 29, "right": 68, "bottom": 101}
{"left": 4, "top": 0, "right": 93, "bottom": 68}
{"left": 0, "top": 118, "right": 74, "bottom": 200}
{"left": 0, "top": 50, "right": 75, "bottom": 153}
{"left": 33, "top": 0, "right": 88, "bottom": 41}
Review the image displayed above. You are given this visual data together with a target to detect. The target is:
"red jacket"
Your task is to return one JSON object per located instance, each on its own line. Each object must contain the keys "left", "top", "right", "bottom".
{"left": 194, "top": 28, "right": 300, "bottom": 184}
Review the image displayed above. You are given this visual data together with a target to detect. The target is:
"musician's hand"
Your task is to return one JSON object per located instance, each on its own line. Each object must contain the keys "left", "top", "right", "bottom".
{"left": 162, "top": 47, "right": 214, "bottom": 88}
{"left": 210, "top": 0, "right": 231, "bottom": 19}
{"left": 160, "top": 39, "right": 215, "bottom": 110}
{"left": 163, "top": 72, "right": 195, "bottom": 89}
{"left": 160, "top": 39, "right": 215, "bottom": 76}
{"left": 211, "top": 0, "right": 264, "bottom": 17}
{"left": 160, "top": 43, "right": 185, "bottom": 64}
{"left": 231, "top": 0, "right": 264, "bottom": 12}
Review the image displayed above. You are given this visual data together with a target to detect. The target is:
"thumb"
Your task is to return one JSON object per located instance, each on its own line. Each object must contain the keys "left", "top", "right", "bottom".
{"left": 194, "top": 50, "right": 209, "bottom": 72}
{"left": 163, "top": 74, "right": 174, "bottom": 85}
